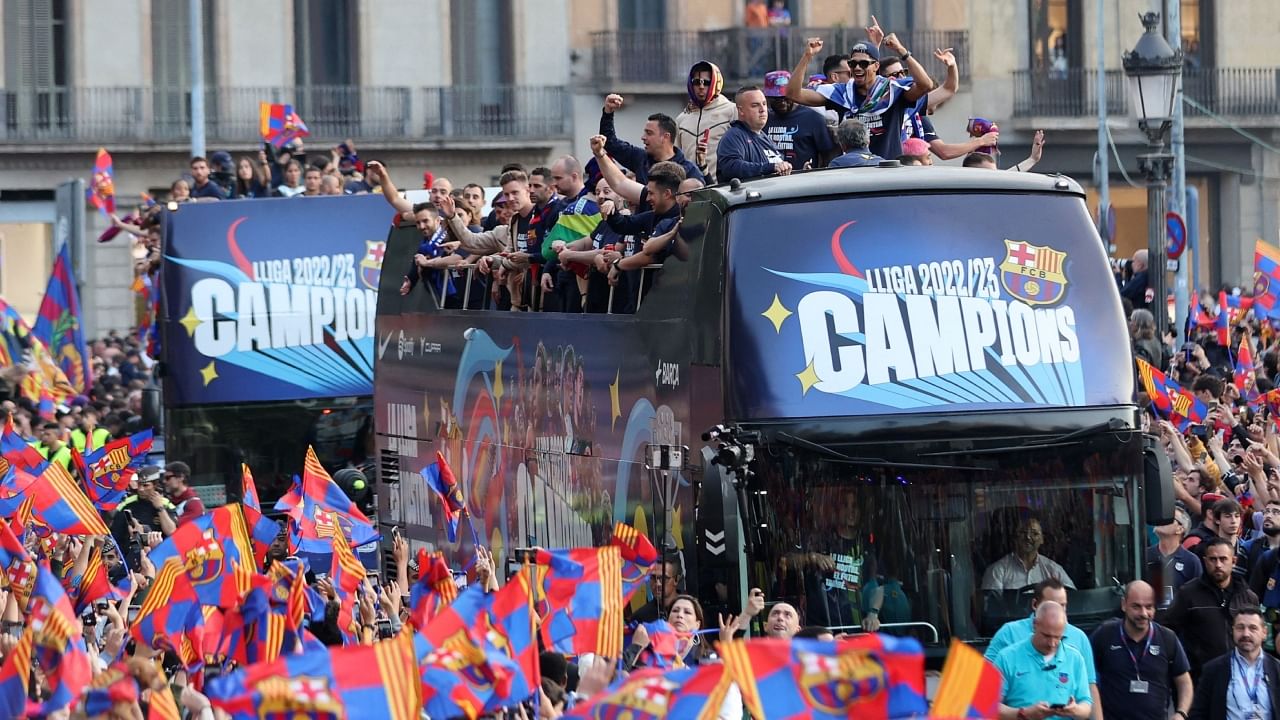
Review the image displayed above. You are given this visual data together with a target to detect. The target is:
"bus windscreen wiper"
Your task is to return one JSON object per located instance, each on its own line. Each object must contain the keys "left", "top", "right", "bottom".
{"left": 773, "top": 432, "right": 987, "bottom": 472}
{"left": 917, "top": 419, "right": 1134, "bottom": 457}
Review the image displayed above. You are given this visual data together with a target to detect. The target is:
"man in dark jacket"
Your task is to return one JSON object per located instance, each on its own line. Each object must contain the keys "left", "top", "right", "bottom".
{"left": 716, "top": 86, "right": 790, "bottom": 184}
{"left": 828, "top": 118, "right": 885, "bottom": 168}
{"left": 1189, "top": 606, "right": 1280, "bottom": 720}
{"left": 1165, "top": 536, "right": 1259, "bottom": 681}
{"left": 599, "top": 94, "right": 704, "bottom": 184}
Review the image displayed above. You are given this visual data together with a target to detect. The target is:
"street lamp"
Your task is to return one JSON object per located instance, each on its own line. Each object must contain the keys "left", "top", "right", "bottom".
{"left": 1122, "top": 11, "right": 1182, "bottom": 338}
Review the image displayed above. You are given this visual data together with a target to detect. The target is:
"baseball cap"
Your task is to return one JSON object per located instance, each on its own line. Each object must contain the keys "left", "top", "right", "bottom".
{"left": 763, "top": 70, "right": 791, "bottom": 97}
{"left": 848, "top": 42, "right": 880, "bottom": 61}
{"left": 902, "top": 138, "right": 931, "bottom": 157}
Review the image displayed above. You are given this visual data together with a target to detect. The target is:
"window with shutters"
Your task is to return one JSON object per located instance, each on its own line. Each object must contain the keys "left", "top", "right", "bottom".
{"left": 150, "top": 0, "right": 217, "bottom": 140}
{"left": 3, "top": 0, "right": 71, "bottom": 133}
{"left": 294, "top": 0, "right": 358, "bottom": 137}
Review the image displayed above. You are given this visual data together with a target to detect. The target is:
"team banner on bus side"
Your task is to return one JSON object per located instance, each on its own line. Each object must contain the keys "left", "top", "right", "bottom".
{"left": 161, "top": 196, "right": 391, "bottom": 405}
{"left": 726, "top": 195, "right": 1134, "bottom": 420}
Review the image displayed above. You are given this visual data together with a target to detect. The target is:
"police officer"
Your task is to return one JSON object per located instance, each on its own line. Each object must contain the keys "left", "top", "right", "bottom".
{"left": 1089, "top": 581, "right": 1193, "bottom": 720}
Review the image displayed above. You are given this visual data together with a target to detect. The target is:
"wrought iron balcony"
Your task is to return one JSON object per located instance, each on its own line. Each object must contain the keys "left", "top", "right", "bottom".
{"left": 591, "top": 27, "right": 969, "bottom": 88}
{"left": 0, "top": 85, "right": 570, "bottom": 145}
{"left": 1013, "top": 67, "right": 1280, "bottom": 117}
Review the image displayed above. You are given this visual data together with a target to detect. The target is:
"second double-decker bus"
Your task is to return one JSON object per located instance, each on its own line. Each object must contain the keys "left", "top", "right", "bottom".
{"left": 372, "top": 166, "right": 1173, "bottom": 655}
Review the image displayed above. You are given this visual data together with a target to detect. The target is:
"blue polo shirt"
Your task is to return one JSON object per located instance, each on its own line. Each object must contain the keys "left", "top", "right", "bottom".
{"left": 995, "top": 637, "right": 1092, "bottom": 710}
{"left": 985, "top": 615, "right": 1097, "bottom": 683}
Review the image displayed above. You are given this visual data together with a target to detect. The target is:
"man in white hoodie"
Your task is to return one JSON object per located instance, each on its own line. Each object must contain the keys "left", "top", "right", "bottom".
{"left": 676, "top": 61, "right": 737, "bottom": 182}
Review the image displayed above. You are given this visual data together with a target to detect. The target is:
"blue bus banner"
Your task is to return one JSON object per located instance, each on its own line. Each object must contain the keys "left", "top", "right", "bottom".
{"left": 161, "top": 196, "right": 391, "bottom": 405}
{"left": 726, "top": 193, "right": 1134, "bottom": 420}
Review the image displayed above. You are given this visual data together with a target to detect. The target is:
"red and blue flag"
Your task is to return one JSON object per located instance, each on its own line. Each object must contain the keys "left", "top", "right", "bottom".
{"left": 258, "top": 102, "right": 311, "bottom": 148}
{"left": 130, "top": 558, "right": 205, "bottom": 671}
{"left": 207, "top": 633, "right": 422, "bottom": 720}
{"left": 147, "top": 504, "right": 274, "bottom": 608}
{"left": 421, "top": 451, "right": 470, "bottom": 543}
{"left": 276, "top": 446, "right": 379, "bottom": 558}
{"left": 1136, "top": 357, "right": 1208, "bottom": 431}
{"left": 87, "top": 147, "right": 116, "bottom": 217}
{"left": 32, "top": 241, "right": 91, "bottom": 394}
{"left": 70, "top": 428, "right": 152, "bottom": 511}
{"left": 28, "top": 561, "right": 93, "bottom": 714}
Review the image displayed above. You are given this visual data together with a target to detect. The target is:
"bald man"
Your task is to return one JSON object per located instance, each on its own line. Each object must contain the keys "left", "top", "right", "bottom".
{"left": 994, "top": 601, "right": 1093, "bottom": 720}
{"left": 1119, "top": 248, "right": 1151, "bottom": 312}
{"left": 1089, "top": 581, "right": 1192, "bottom": 720}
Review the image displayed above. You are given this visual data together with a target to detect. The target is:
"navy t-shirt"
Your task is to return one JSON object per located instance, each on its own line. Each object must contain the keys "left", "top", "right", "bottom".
{"left": 765, "top": 106, "right": 836, "bottom": 169}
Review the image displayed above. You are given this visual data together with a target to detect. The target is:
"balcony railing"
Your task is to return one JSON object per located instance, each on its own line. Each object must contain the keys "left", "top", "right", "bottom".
{"left": 591, "top": 27, "right": 969, "bottom": 88}
{"left": 0, "top": 85, "right": 570, "bottom": 144}
{"left": 1013, "top": 67, "right": 1280, "bottom": 117}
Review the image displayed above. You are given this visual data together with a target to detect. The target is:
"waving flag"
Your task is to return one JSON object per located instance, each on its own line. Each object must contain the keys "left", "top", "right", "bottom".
{"left": 1256, "top": 240, "right": 1280, "bottom": 318}
{"left": 28, "top": 561, "right": 93, "bottom": 714}
{"left": 276, "top": 446, "right": 379, "bottom": 557}
{"left": 421, "top": 451, "right": 470, "bottom": 543}
{"left": 70, "top": 428, "right": 153, "bottom": 511}
{"left": 32, "top": 242, "right": 91, "bottom": 394}
{"left": 719, "top": 635, "right": 928, "bottom": 720}
{"left": 330, "top": 529, "right": 366, "bottom": 644}
{"left": 537, "top": 524, "right": 656, "bottom": 658}
{"left": 408, "top": 549, "right": 458, "bottom": 630}
{"left": 258, "top": 102, "right": 310, "bottom": 148}
{"left": 565, "top": 665, "right": 727, "bottom": 720}
{"left": 207, "top": 633, "right": 422, "bottom": 720}
{"left": 930, "top": 638, "right": 1003, "bottom": 719}
{"left": 1236, "top": 336, "right": 1258, "bottom": 401}
{"left": 1136, "top": 357, "right": 1207, "bottom": 431}
{"left": 87, "top": 147, "right": 116, "bottom": 217}
{"left": 0, "top": 629, "right": 32, "bottom": 718}
{"left": 148, "top": 504, "right": 272, "bottom": 607}
{"left": 130, "top": 558, "right": 205, "bottom": 670}
{"left": 25, "top": 460, "right": 111, "bottom": 536}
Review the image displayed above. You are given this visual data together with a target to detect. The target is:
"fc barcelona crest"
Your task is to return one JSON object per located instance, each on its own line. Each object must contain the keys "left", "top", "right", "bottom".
{"left": 1000, "top": 239, "right": 1069, "bottom": 306}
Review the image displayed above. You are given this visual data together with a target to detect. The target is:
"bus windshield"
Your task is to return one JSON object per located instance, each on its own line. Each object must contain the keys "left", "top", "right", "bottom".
{"left": 752, "top": 435, "right": 1144, "bottom": 647}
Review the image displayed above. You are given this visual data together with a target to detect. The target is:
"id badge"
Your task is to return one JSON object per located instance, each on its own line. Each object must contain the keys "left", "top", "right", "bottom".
{"left": 1129, "top": 680, "right": 1149, "bottom": 694}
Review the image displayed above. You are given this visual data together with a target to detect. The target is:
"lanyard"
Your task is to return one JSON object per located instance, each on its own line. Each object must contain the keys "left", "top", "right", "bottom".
{"left": 1119, "top": 622, "right": 1154, "bottom": 681}
{"left": 1233, "top": 652, "right": 1264, "bottom": 709}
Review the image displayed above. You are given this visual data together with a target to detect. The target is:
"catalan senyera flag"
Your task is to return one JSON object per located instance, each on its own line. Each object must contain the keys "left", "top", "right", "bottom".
{"left": 258, "top": 102, "right": 310, "bottom": 149}
{"left": 32, "top": 242, "right": 91, "bottom": 394}
{"left": 1136, "top": 357, "right": 1207, "bottom": 431}
{"left": 1256, "top": 240, "right": 1280, "bottom": 318}
{"left": 206, "top": 633, "right": 422, "bottom": 720}
{"left": 87, "top": 147, "right": 116, "bottom": 217}
{"left": 929, "top": 638, "right": 1004, "bottom": 719}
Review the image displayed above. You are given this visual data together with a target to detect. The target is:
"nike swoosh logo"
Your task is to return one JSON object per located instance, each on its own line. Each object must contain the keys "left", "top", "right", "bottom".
{"left": 378, "top": 332, "right": 393, "bottom": 360}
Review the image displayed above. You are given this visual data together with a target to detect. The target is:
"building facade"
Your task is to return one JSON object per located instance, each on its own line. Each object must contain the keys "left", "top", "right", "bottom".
{"left": 0, "top": 0, "right": 1276, "bottom": 336}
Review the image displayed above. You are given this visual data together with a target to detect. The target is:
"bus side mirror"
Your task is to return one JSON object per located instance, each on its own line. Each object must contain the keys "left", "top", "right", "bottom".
{"left": 1143, "top": 433, "right": 1175, "bottom": 526}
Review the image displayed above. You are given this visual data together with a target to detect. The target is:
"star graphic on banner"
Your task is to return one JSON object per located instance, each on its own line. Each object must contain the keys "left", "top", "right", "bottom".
{"left": 609, "top": 369, "right": 622, "bottom": 431}
{"left": 200, "top": 361, "right": 218, "bottom": 386}
{"left": 795, "top": 360, "right": 820, "bottom": 396}
{"left": 492, "top": 358, "right": 504, "bottom": 404}
{"left": 179, "top": 306, "right": 202, "bottom": 337}
{"left": 761, "top": 294, "right": 793, "bottom": 333}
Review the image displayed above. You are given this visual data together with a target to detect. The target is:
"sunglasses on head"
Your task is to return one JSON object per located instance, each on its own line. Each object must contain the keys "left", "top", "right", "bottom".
{"left": 850, "top": 59, "right": 876, "bottom": 70}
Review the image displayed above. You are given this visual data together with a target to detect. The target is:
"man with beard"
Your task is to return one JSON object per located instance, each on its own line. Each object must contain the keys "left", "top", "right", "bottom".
{"left": 1089, "top": 581, "right": 1193, "bottom": 720}
{"left": 1189, "top": 607, "right": 1280, "bottom": 720}
{"left": 1166, "top": 537, "right": 1259, "bottom": 681}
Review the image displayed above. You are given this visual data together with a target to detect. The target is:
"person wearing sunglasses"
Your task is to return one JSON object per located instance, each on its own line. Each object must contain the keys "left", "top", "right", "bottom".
{"left": 783, "top": 34, "right": 933, "bottom": 161}
{"left": 676, "top": 61, "right": 736, "bottom": 181}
